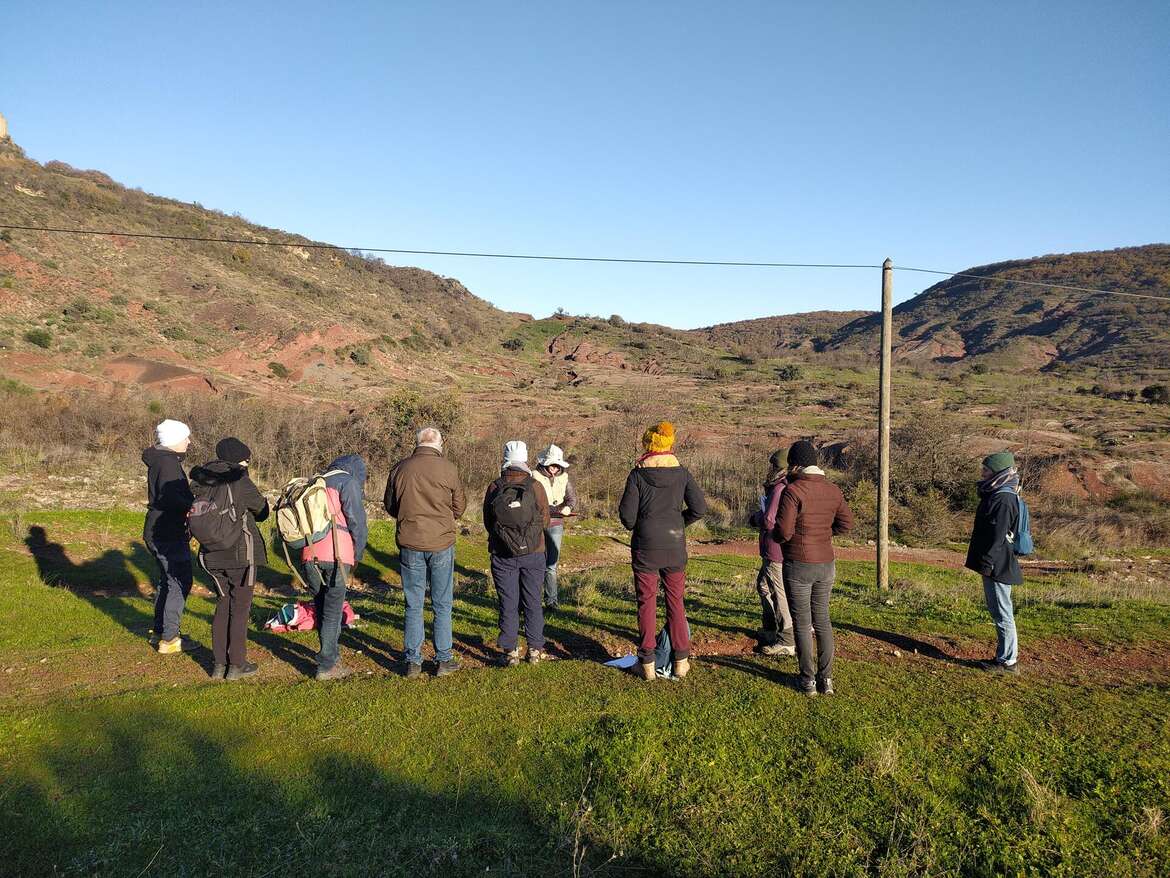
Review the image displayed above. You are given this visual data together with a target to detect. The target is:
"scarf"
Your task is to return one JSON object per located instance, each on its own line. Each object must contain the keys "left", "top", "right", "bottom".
{"left": 978, "top": 467, "right": 1020, "bottom": 497}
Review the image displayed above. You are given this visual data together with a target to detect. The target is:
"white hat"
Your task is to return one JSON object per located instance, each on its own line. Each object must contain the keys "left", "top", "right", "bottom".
{"left": 502, "top": 440, "right": 528, "bottom": 467}
{"left": 155, "top": 419, "right": 191, "bottom": 448}
{"left": 538, "top": 443, "right": 570, "bottom": 469}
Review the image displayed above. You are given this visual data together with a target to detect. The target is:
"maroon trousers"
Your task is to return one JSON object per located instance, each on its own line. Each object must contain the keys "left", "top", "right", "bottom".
{"left": 634, "top": 566, "right": 690, "bottom": 661}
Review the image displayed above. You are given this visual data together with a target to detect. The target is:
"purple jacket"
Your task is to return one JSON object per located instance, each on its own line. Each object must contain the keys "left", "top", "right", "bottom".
{"left": 750, "top": 478, "right": 787, "bottom": 562}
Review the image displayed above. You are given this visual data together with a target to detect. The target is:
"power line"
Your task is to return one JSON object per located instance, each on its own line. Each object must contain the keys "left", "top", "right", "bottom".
{"left": 2, "top": 222, "right": 1168, "bottom": 303}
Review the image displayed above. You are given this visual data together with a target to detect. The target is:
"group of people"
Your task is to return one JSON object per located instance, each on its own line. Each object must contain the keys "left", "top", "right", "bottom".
{"left": 141, "top": 416, "right": 1027, "bottom": 690}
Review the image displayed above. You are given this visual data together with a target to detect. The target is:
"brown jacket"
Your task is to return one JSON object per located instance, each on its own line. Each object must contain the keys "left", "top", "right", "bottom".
{"left": 776, "top": 470, "right": 854, "bottom": 563}
{"left": 383, "top": 446, "right": 467, "bottom": 552}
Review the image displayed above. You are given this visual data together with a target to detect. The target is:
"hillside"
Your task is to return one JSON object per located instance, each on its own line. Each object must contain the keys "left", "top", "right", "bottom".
{"left": 690, "top": 310, "right": 869, "bottom": 359}
{"left": 827, "top": 246, "right": 1170, "bottom": 372}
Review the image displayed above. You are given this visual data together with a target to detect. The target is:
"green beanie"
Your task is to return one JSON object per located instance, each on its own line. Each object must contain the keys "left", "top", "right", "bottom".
{"left": 983, "top": 451, "right": 1016, "bottom": 473}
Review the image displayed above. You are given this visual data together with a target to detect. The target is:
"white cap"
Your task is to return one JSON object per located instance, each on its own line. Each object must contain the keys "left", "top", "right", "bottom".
{"left": 155, "top": 419, "right": 191, "bottom": 448}
{"left": 538, "top": 443, "right": 570, "bottom": 468}
{"left": 502, "top": 440, "right": 528, "bottom": 467}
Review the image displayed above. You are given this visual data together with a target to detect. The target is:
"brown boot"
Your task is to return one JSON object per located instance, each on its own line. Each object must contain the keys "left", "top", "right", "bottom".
{"left": 672, "top": 658, "right": 690, "bottom": 679}
{"left": 638, "top": 661, "right": 656, "bottom": 681}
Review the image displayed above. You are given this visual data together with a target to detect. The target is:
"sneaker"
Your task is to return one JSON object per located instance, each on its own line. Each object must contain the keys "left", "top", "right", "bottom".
{"left": 225, "top": 661, "right": 258, "bottom": 681}
{"left": 801, "top": 686, "right": 818, "bottom": 697}
{"left": 545, "top": 601, "right": 559, "bottom": 611}
{"left": 761, "top": 643, "right": 796, "bottom": 657}
{"left": 316, "top": 663, "right": 353, "bottom": 681}
{"left": 987, "top": 661, "right": 1020, "bottom": 676}
{"left": 500, "top": 648, "right": 521, "bottom": 668}
{"left": 435, "top": 658, "right": 462, "bottom": 677}
{"left": 817, "top": 677, "right": 835, "bottom": 695}
{"left": 527, "top": 648, "right": 547, "bottom": 665}
{"left": 403, "top": 662, "right": 423, "bottom": 679}
{"left": 156, "top": 636, "right": 182, "bottom": 655}
{"left": 210, "top": 664, "right": 227, "bottom": 680}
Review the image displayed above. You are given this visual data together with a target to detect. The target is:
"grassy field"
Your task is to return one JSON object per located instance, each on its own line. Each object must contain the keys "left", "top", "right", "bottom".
{"left": 2, "top": 510, "right": 1169, "bottom": 877}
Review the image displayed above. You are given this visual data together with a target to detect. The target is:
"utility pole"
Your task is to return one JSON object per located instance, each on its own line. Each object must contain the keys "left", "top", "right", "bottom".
{"left": 877, "top": 258, "right": 893, "bottom": 590}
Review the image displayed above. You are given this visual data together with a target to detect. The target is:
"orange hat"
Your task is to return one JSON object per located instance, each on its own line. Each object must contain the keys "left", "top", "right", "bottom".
{"left": 642, "top": 421, "right": 676, "bottom": 453}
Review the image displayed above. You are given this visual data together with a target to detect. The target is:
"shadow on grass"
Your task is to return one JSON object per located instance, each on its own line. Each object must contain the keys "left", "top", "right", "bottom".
{"left": 1, "top": 703, "right": 636, "bottom": 876}
{"left": 837, "top": 622, "right": 985, "bottom": 669}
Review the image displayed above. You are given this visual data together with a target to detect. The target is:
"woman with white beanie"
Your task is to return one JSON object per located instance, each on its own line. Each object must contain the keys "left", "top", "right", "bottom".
{"left": 142, "top": 419, "right": 194, "bottom": 655}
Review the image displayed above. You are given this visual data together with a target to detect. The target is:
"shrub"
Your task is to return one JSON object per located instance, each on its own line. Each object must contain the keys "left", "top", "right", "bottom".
{"left": 776, "top": 363, "right": 803, "bottom": 382}
{"left": 968, "top": 362, "right": 989, "bottom": 375}
{"left": 609, "top": 314, "right": 627, "bottom": 327}
{"left": 501, "top": 338, "right": 524, "bottom": 352}
{"left": 110, "top": 294, "right": 128, "bottom": 307}
{"left": 268, "top": 362, "right": 291, "bottom": 379}
{"left": 1, "top": 275, "right": 13, "bottom": 289}
{"left": 83, "top": 343, "right": 106, "bottom": 358}
{"left": 161, "top": 326, "right": 187, "bottom": 341}
{"left": 63, "top": 297, "right": 93, "bottom": 318}
{"left": 1141, "top": 384, "right": 1169, "bottom": 404}
{"left": 349, "top": 347, "right": 371, "bottom": 366}
{"left": 0, "top": 230, "right": 12, "bottom": 243}
{"left": 24, "top": 328, "right": 52, "bottom": 348}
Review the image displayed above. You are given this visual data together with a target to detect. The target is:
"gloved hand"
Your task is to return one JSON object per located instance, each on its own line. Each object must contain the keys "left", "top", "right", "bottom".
{"left": 561, "top": 506, "right": 572, "bottom": 516}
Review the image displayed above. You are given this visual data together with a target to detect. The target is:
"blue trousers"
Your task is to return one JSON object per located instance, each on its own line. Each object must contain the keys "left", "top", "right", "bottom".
{"left": 304, "top": 561, "right": 349, "bottom": 671}
{"left": 400, "top": 546, "right": 455, "bottom": 665}
{"left": 543, "top": 525, "right": 564, "bottom": 605}
{"left": 982, "top": 577, "right": 1019, "bottom": 665}
{"left": 149, "top": 539, "right": 193, "bottom": 641}
{"left": 492, "top": 551, "right": 545, "bottom": 653}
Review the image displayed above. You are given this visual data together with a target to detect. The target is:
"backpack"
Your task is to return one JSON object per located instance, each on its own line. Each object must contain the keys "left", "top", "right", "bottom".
{"left": 997, "top": 488, "right": 1034, "bottom": 556}
{"left": 274, "top": 470, "right": 346, "bottom": 585}
{"left": 188, "top": 482, "right": 245, "bottom": 554}
{"left": 489, "top": 476, "right": 544, "bottom": 557}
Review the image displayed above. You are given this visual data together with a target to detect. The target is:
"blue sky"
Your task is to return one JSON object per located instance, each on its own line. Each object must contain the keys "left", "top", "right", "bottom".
{"left": 3, "top": 1, "right": 1168, "bottom": 328}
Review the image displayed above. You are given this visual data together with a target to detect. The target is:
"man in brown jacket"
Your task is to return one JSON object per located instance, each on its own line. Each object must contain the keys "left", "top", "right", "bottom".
{"left": 776, "top": 440, "right": 854, "bottom": 696}
{"left": 384, "top": 427, "right": 467, "bottom": 678}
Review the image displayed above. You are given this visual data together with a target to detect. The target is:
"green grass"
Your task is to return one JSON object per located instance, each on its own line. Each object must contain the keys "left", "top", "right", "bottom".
{"left": 1, "top": 510, "right": 1169, "bottom": 876}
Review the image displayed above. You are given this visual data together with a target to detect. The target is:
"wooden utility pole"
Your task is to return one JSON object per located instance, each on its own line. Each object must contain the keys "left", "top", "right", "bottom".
{"left": 877, "top": 258, "right": 893, "bottom": 590}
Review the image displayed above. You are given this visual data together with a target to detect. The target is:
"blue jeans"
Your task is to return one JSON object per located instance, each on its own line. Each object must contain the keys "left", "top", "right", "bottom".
{"left": 148, "top": 539, "right": 193, "bottom": 640}
{"left": 304, "top": 562, "right": 349, "bottom": 671}
{"left": 982, "top": 577, "right": 1019, "bottom": 665}
{"left": 400, "top": 546, "right": 455, "bottom": 665}
{"left": 654, "top": 622, "right": 692, "bottom": 677}
{"left": 543, "top": 525, "right": 564, "bottom": 605}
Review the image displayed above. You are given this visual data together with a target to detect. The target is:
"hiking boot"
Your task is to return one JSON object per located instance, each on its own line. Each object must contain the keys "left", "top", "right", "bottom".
{"left": 156, "top": 636, "right": 182, "bottom": 655}
{"left": 817, "top": 677, "right": 835, "bottom": 695}
{"left": 761, "top": 643, "right": 796, "bottom": 657}
{"left": 211, "top": 664, "right": 227, "bottom": 680}
{"left": 986, "top": 661, "right": 1020, "bottom": 676}
{"left": 672, "top": 658, "right": 690, "bottom": 679}
{"left": 404, "top": 662, "right": 423, "bottom": 679}
{"left": 225, "top": 661, "right": 258, "bottom": 681}
{"left": 500, "top": 648, "right": 521, "bottom": 668}
{"left": 527, "top": 648, "right": 547, "bottom": 665}
{"left": 316, "top": 663, "right": 353, "bottom": 681}
{"left": 435, "top": 658, "right": 462, "bottom": 677}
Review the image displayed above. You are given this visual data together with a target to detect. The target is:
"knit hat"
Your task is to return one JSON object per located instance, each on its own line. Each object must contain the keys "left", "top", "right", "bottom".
{"left": 983, "top": 451, "right": 1016, "bottom": 474}
{"left": 215, "top": 437, "right": 251, "bottom": 465}
{"left": 787, "top": 440, "right": 818, "bottom": 468}
{"left": 502, "top": 440, "right": 528, "bottom": 468}
{"left": 642, "top": 421, "right": 676, "bottom": 453}
{"left": 537, "top": 443, "right": 570, "bottom": 469}
{"left": 155, "top": 419, "right": 190, "bottom": 449}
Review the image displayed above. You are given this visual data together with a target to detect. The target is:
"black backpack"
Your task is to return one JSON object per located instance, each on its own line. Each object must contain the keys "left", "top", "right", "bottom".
{"left": 188, "top": 481, "right": 245, "bottom": 554}
{"left": 489, "top": 476, "right": 544, "bottom": 557}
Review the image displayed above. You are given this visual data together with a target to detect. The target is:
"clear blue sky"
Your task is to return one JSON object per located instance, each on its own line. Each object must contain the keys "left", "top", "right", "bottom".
{"left": 3, "top": 1, "right": 1168, "bottom": 327}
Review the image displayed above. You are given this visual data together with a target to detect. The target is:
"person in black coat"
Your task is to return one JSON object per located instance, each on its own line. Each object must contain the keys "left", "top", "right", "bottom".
{"left": 142, "top": 419, "right": 194, "bottom": 654}
{"left": 189, "top": 438, "right": 269, "bottom": 681}
{"left": 618, "top": 421, "right": 706, "bottom": 681}
{"left": 964, "top": 451, "right": 1023, "bottom": 674}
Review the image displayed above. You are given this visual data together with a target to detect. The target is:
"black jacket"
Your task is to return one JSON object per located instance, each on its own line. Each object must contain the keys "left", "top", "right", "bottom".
{"left": 618, "top": 458, "right": 706, "bottom": 571}
{"left": 188, "top": 460, "right": 270, "bottom": 569}
{"left": 142, "top": 446, "right": 194, "bottom": 546}
{"left": 965, "top": 490, "right": 1023, "bottom": 585}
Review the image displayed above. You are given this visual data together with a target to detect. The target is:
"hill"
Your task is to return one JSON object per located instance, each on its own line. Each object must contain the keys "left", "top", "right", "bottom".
{"left": 689, "top": 310, "right": 869, "bottom": 360}
{"left": 827, "top": 246, "right": 1170, "bottom": 372}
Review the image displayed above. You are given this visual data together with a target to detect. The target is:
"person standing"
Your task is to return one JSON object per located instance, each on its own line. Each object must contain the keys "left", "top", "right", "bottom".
{"left": 532, "top": 443, "right": 578, "bottom": 610}
{"left": 749, "top": 450, "right": 795, "bottom": 656}
{"left": 189, "top": 438, "right": 269, "bottom": 681}
{"left": 384, "top": 428, "right": 467, "bottom": 678}
{"left": 965, "top": 451, "right": 1024, "bottom": 675}
{"left": 618, "top": 421, "right": 706, "bottom": 682}
{"left": 483, "top": 441, "right": 550, "bottom": 666}
{"left": 776, "top": 440, "right": 854, "bottom": 696}
{"left": 142, "top": 418, "right": 194, "bottom": 655}
{"left": 302, "top": 454, "right": 368, "bottom": 681}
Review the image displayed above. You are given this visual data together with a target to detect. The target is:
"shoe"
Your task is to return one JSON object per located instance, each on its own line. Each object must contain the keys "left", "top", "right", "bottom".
{"left": 527, "top": 648, "right": 547, "bottom": 665}
{"left": 545, "top": 602, "right": 559, "bottom": 611}
{"left": 157, "top": 636, "right": 182, "bottom": 655}
{"left": 637, "top": 661, "right": 656, "bottom": 681}
{"left": 500, "top": 648, "right": 521, "bottom": 668}
{"left": 672, "top": 658, "right": 690, "bottom": 679}
{"left": 435, "top": 658, "right": 461, "bottom": 677}
{"left": 404, "top": 662, "right": 423, "bottom": 679}
{"left": 211, "top": 664, "right": 227, "bottom": 680}
{"left": 817, "top": 677, "right": 835, "bottom": 695}
{"left": 225, "top": 661, "right": 258, "bottom": 681}
{"left": 987, "top": 661, "right": 1020, "bottom": 676}
{"left": 801, "top": 687, "right": 818, "bottom": 697}
{"left": 316, "top": 663, "right": 353, "bottom": 681}
{"left": 761, "top": 643, "right": 796, "bottom": 657}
